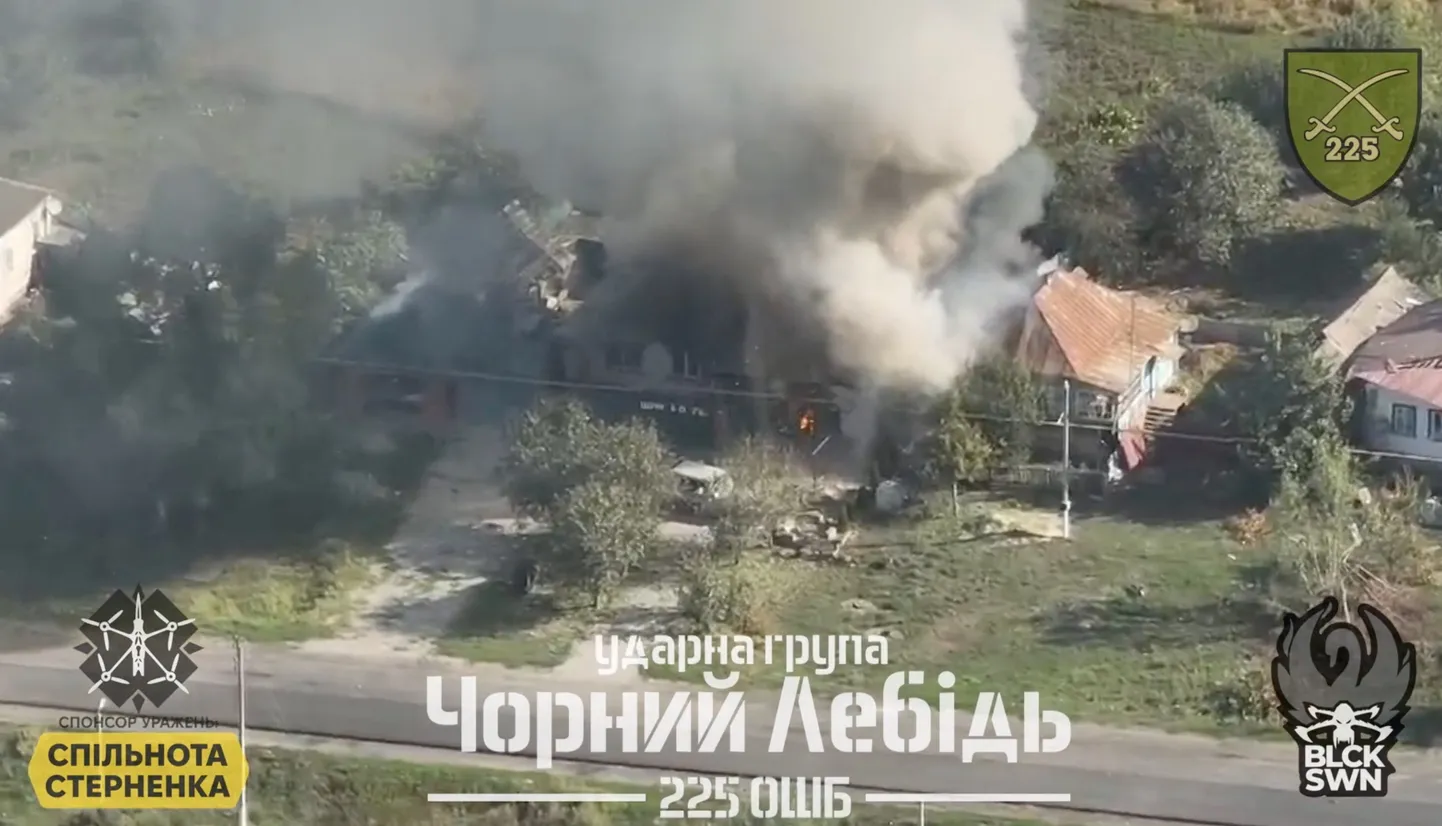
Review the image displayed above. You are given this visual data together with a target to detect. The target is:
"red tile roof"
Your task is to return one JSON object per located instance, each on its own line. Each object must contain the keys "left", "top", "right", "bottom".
{"left": 1347, "top": 300, "right": 1442, "bottom": 407}
{"left": 1030, "top": 267, "right": 1183, "bottom": 394}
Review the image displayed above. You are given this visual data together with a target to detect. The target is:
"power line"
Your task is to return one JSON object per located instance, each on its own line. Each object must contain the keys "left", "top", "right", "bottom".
{"left": 313, "top": 356, "right": 1442, "bottom": 465}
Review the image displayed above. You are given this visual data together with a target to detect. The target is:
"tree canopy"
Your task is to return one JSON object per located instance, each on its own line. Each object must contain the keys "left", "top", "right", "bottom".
{"left": 1123, "top": 95, "right": 1284, "bottom": 267}
{"left": 0, "top": 168, "right": 407, "bottom": 571}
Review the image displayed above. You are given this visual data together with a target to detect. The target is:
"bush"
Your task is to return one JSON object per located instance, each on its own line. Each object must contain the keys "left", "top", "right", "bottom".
{"left": 712, "top": 437, "right": 806, "bottom": 553}
{"left": 1399, "top": 112, "right": 1442, "bottom": 227}
{"left": 1123, "top": 96, "right": 1285, "bottom": 266}
{"left": 1361, "top": 475, "right": 1441, "bottom": 587}
{"left": 1373, "top": 196, "right": 1442, "bottom": 292}
{"left": 1204, "top": 651, "right": 1275, "bottom": 724}
{"left": 678, "top": 551, "right": 781, "bottom": 636}
{"left": 1224, "top": 508, "right": 1271, "bottom": 546}
{"left": 1210, "top": 58, "right": 1286, "bottom": 148}
{"left": 1321, "top": 8, "right": 1410, "bottom": 50}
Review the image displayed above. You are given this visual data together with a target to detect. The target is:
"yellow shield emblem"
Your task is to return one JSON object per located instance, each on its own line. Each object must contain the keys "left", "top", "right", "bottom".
{"left": 1285, "top": 48, "right": 1422, "bottom": 206}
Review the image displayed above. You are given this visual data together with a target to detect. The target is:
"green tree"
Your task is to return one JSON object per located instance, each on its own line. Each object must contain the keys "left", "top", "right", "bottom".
{"left": 549, "top": 477, "right": 661, "bottom": 607}
{"left": 287, "top": 209, "right": 410, "bottom": 324}
{"left": 923, "top": 394, "right": 998, "bottom": 504}
{"left": 1203, "top": 332, "right": 1351, "bottom": 500}
{"left": 678, "top": 550, "right": 779, "bottom": 635}
{"left": 1039, "top": 143, "right": 1145, "bottom": 284}
{"left": 711, "top": 436, "right": 805, "bottom": 556}
{"left": 501, "top": 398, "right": 672, "bottom": 520}
{"left": 955, "top": 356, "right": 1045, "bottom": 467}
{"left": 0, "top": 169, "right": 362, "bottom": 556}
{"left": 1123, "top": 96, "right": 1284, "bottom": 266}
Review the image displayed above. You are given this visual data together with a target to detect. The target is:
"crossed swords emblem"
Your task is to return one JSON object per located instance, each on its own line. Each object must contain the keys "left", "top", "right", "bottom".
{"left": 1299, "top": 66, "right": 1409, "bottom": 142}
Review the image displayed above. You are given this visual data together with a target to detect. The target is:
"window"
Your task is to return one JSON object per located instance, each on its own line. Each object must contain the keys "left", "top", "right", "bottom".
{"left": 1430, "top": 409, "right": 1442, "bottom": 442}
{"left": 1391, "top": 403, "right": 1418, "bottom": 438}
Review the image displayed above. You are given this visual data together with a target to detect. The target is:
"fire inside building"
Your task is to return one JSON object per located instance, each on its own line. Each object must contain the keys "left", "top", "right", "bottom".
{"left": 319, "top": 197, "right": 1177, "bottom": 484}
{"left": 319, "top": 201, "right": 847, "bottom": 453}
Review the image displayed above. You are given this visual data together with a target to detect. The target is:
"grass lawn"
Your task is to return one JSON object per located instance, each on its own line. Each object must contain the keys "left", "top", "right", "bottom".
{"left": 1038, "top": 0, "right": 1289, "bottom": 125}
{"left": 447, "top": 489, "right": 1442, "bottom": 742}
{"left": 0, "top": 0, "right": 1290, "bottom": 221}
{"left": 0, "top": 728, "right": 1060, "bottom": 826}
{"left": 435, "top": 579, "right": 586, "bottom": 668}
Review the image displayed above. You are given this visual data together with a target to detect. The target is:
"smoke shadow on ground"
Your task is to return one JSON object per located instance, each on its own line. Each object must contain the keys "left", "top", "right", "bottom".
{"left": 1032, "top": 593, "right": 1277, "bottom": 652}
{"left": 0, "top": 431, "right": 443, "bottom": 608}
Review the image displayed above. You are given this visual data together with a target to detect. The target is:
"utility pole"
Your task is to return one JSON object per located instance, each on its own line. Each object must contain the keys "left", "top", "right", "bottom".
{"left": 235, "top": 636, "right": 249, "bottom": 826}
{"left": 1061, "top": 379, "right": 1072, "bottom": 540}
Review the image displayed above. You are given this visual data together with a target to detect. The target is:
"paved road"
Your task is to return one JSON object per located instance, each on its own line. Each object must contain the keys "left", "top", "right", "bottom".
{"left": 2, "top": 643, "right": 1441, "bottom": 825}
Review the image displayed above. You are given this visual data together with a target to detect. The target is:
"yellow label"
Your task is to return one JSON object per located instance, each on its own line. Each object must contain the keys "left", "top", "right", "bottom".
{"left": 29, "top": 731, "right": 249, "bottom": 809}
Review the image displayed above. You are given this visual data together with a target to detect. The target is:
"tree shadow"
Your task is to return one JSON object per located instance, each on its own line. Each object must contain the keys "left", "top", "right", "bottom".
{"left": 1402, "top": 705, "right": 1442, "bottom": 746}
{"left": 1035, "top": 594, "right": 1277, "bottom": 652}
{"left": 441, "top": 580, "right": 568, "bottom": 640}
{"left": 993, "top": 480, "right": 1248, "bottom": 527}
{"left": 1091, "top": 483, "right": 1250, "bottom": 526}
{"left": 1230, "top": 224, "right": 1384, "bottom": 310}
{"left": 0, "top": 431, "right": 443, "bottom": 605}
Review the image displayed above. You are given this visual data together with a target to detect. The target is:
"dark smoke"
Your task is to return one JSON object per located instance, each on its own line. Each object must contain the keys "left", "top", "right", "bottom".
{"left": 470, "top": 0, "right": 1053, "bottom": 394}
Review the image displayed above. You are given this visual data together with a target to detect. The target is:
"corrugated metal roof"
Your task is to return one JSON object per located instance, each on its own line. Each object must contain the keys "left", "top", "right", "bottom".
{"left": 1347, "top": 300, "right": 1442, "bottom": 406}
{"left": 1315, "top": 266, "right": 1427, "bottom": 368}
{"left": 1029, "top": 267, "right": 1183, "bottom": 394}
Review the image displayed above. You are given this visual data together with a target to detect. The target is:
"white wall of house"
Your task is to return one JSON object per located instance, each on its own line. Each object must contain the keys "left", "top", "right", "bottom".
{"left": 1360, "top": 382, "right": 1442, "bottom": 460}
{"left": 0, "top": 198, "right": 56, "bottom": 322}
{"left": 1045, "top": 353, "right": 1178, "bottom": 432}
{"left": 1116, "top": 354, "right": 1178, "bottom": 431}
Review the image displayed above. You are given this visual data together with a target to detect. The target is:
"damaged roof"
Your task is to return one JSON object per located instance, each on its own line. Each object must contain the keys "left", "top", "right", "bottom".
{"left": 1315, "top": 266, "right": 1427, "bottom": 369}
{"left": 1028, "top": 266, "right": 1184, "bottom": 395}
{"left": 1346, "top": 299, "right": 1442, "bottom": 407}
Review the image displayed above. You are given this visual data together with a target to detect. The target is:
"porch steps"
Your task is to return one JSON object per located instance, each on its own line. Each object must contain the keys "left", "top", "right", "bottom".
{"left": 1143, "top": 390, "right": 1187, "bottom": 434}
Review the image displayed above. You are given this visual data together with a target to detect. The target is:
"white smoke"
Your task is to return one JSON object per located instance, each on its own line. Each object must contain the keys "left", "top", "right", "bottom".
{"left": 472, "top": 0, "right": 1049, "bottom": 394}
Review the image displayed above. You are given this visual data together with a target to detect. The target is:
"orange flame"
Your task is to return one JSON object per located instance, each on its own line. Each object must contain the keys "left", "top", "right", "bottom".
{"left": 798, "top": 409, "right": 816, "bottom": 434}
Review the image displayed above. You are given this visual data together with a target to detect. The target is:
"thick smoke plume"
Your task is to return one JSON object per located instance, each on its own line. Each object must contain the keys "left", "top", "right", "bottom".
{"left": 473, "top": 0, "right": 1052, "bottom": 394}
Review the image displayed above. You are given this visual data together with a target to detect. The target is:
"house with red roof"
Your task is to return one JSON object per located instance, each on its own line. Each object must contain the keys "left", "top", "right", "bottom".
{"left": 1012, "top": 260, "right": 1186, "bottom": 470}
{"left": 1346, "top": 300, "right": 1442, "bottom": 461}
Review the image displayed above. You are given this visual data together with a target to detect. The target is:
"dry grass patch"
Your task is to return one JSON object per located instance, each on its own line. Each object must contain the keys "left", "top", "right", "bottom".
{"left": 1083, "top": 0, "right": 1437, "bottom": 33}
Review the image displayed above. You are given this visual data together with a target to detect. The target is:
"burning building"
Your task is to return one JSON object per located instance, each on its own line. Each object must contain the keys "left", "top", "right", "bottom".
{"left": 327, "top": 0, "right": 1056, "bottom": 459}
{"left": 504, "top": 199, "right": 847, "bottom": 448}
{"left": 467, "top": 0, "right": 1054, "bottom": 454}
